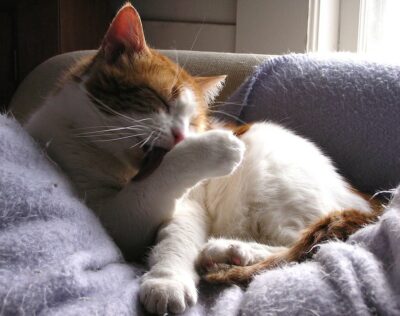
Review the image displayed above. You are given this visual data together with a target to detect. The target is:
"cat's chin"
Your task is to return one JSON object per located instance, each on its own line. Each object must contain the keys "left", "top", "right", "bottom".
{"left": 132, "top": 146, "right": 170, "bottom": 182}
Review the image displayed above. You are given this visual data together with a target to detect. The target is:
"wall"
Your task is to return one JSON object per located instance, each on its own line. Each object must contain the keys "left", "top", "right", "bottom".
{"left": 111, "top": 0, "right": 310, "bottom": 54}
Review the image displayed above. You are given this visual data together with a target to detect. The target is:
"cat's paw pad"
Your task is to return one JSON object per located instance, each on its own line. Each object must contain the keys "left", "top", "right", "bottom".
{"left": 139, "top": 275, "right": 197, "bottom": 314}
{"left": 197, "top": 239, "right": 259, "bottom": 273}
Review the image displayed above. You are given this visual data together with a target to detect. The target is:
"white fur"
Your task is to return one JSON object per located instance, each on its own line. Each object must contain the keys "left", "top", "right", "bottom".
{"left": 139, "top": 123, "right": 371, "bottom": 314}
{"left": 26, "top": 80, "right": 371, "bottom": 315}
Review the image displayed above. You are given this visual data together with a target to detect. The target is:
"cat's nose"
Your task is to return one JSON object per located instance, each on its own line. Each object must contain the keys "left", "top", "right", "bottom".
{"left": 171, "top": 128, "right": 185, "bottom": 144}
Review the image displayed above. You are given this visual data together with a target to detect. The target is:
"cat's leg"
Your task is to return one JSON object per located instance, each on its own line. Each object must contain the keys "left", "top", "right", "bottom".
{"left": 197, "top": 238, "right": 287, "bottom": 272}
{"left": 97, "top": 130, "right": 244, "bottom": 259}
{"left": 203, "top": 208, "right": 382, "bottom": 285}
{"left": 140, "top": 194, "right": 208, "bottom": 314}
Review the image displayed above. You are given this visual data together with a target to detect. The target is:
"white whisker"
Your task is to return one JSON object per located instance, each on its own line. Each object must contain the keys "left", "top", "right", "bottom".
{"left": 140, "top": 131, "right": 155, "bottom": 148}
{"left": 93, "top": 133, "right": 148, "bottom": 143}
{"left": 173, "top": 21, "right": 204, "bottom": 87}
{"left": 149, "top": 131, "right": 162, "bottom": 150}
{"left": 73, "top": 125, "right": 121, "bottom": 130}
{"left": 75, "top": 132, "right": 134, "bottom": 138}
{"left": 210, "top": 101, "right": 255, "bottom": 108}
{"left": 130, "top": 137, "right": 148, "bottom": 149}
{"left": 208, "top": 109, "right": 247, "bottom": 125}
{"left": 75, "top": 125, "right": 148, "bottom": 136}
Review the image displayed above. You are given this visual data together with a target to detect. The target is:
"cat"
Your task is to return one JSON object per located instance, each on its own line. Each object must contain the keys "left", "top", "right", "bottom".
{"left": 25, "top": 3, "right": 382, "bottom": 314}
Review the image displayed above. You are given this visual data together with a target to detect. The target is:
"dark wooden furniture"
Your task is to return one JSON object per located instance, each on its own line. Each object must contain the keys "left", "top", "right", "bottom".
{"left": 0, "top": 1, "right": 17, "bottom": 112}
{"left": 0, "top": 0, "right": 114, "bottom": 111}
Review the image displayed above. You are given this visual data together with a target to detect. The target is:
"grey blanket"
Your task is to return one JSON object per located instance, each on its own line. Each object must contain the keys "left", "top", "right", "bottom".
{"left": 1, "top": 115, "right": 400, "bottom": 315}
{"left": 224, "top": 54, "right": 400, "bottom": 193}
{"left": 2, "top": 53, "right": 400, "bottom": 315}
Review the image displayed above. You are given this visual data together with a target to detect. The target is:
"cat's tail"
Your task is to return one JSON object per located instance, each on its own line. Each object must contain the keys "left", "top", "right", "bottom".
{"left": 204, "top": 200, "right": 385, "bottom": 285}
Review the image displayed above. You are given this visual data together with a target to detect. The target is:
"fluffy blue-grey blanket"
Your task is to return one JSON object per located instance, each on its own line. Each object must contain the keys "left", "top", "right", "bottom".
{"left": 224, "top": 54, "right": 400, "bottom": 193}
{"left": 2, "top": 53, "right": 400, "bottom": 315}
{"left": 1, "top": 114, "right": 399, "bottom": 316}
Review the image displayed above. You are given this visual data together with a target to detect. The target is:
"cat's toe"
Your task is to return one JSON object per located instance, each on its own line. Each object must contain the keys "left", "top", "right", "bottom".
{"left": 228, "top": 244, "right": 253, "bottom": 266}
{"left": 139, "top": 276, "right": 197, "bottom": 314}
{"left": 197, "top": 239, "right": 255, "bottom": 273}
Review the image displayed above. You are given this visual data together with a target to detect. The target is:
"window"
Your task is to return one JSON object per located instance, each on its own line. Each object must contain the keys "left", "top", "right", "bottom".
{"left": 359, "top": 0, "right": 400, "bottom": 56}
{"left": 335, "top": 0, "right": 400, "bottom": 57}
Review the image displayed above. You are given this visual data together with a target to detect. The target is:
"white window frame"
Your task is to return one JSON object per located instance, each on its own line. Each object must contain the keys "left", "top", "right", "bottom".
{"left": 307, "top": 0, "right": 340, "bottom": 53}
{"left": 338, "top": 0, "right": 366, "bottom": 53}
{"left": 307, "top": 0, "right": 369, "bottom": 53}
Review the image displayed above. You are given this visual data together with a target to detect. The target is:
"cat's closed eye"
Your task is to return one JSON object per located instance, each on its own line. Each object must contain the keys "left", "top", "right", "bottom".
{"left": 145, "top": 87, "right": 170, "bottom": 113}
{"left": 87, "top": 83, "right": 173, "bottom": 115}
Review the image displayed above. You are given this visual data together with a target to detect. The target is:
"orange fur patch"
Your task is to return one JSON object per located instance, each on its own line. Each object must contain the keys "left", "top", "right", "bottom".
{"left": 232, "top": 124, "right": 252, "bottom": 136}
{"left": 223, "top": 123, "right": 253, "bottom": 137}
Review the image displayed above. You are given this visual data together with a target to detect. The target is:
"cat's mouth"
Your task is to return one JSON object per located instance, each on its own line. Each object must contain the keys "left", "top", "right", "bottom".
{"left": 132, "top": 146, "right": 169, "bottom": 181}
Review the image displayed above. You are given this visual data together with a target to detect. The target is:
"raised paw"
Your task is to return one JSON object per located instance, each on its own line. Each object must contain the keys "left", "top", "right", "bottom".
{"left": 197, "top": 130, "right": 245, "bottom": 178}
{"left": 139, "top": 274, "right": 197, "bottom": 314}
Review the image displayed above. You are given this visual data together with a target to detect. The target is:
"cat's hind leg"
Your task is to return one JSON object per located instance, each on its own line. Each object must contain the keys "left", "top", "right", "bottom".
{"left": 203, "top": 208, "right": 382, "bottom": 285}
{"left": 197, "top": 237, "right": 287, "bottom": 273}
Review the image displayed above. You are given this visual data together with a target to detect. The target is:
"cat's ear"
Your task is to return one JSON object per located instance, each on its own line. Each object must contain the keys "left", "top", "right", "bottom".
{"left": 101, "top": 3, "right": 148, "bottom": 62}
{"left": 194, "top": 75, "right": 227, "bottom": 104}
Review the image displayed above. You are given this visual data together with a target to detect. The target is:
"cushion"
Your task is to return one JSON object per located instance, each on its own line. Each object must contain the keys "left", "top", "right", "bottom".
{"left": 224, "top": 54, "right": 400, "bottom": 193}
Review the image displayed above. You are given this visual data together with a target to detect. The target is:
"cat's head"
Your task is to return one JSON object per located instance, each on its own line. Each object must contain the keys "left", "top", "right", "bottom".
{"left": 65, "top": 3, "right": 225, "bottom": 178}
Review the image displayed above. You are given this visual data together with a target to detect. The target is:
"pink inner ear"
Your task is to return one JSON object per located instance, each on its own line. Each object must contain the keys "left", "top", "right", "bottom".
{"left": 103, "top": 4, "right": 146, "bottom": 61}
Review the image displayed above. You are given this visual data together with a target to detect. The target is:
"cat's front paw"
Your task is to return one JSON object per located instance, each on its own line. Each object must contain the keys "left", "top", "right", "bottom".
{"left": 197, "top": 130, "right": 245, "bottom": 178}
{"left": 139, "top": 274, "right": 197, "bottom": 314}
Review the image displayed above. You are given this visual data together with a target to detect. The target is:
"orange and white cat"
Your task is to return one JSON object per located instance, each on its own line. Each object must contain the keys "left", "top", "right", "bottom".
{"left": 25, "top": 4, "right": 375, "bottom": 314}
